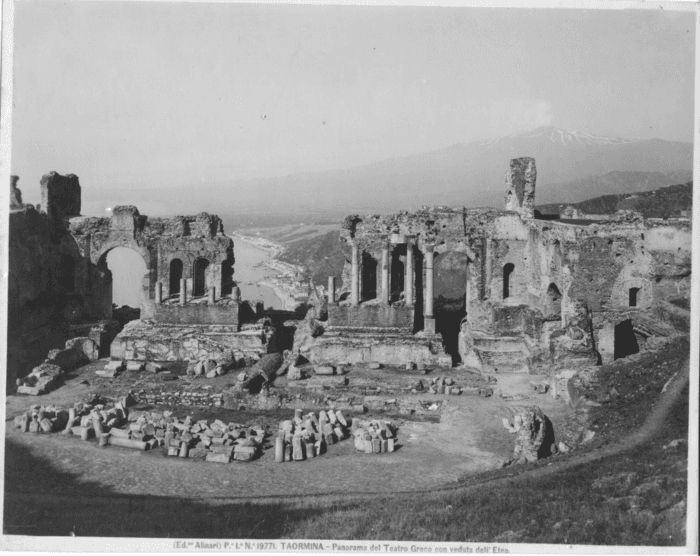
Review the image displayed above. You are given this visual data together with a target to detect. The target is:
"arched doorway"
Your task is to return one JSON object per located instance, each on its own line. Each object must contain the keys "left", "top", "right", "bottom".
{"left": 104, "top": 247, "right": 148, "bottom": 309}
{"left": 362, "top": 252, "right": 378, "bottom": 301}
{"left": 170, "top": 259, "right": 183, "bottom": 297}
{"left": 193, "top": 258, "right": 210, "bottom": 297}
{"left": 614, "top": 319, "right": 639, "bottom": 360}
{"left": 503, "top": 263, "right": 515, "bottom": 299}
{"left": 544, "top": 282, "right": 562, "bottom": 320}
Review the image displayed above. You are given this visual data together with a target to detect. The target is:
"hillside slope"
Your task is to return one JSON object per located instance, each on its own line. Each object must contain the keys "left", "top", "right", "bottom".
{"left": 537, "top": 182, "right": 693, "bottom": 218}
{"left": 82, "top": 126, "right": 693, "bottom": 215}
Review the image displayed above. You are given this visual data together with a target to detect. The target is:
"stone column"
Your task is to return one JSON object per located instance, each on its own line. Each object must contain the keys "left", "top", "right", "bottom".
{"left": 380, "top": 244, "right": 390, "bottom": 305}
{"left": 484, "top": 238, "right": 493, "bottom": 300}
{"left": 465, "top": 262, "right": 470, "bottom": 316}
{"left": 405, "top": 241, "right": 414, "bottom": 307}
{"left": 180, "top": 278, "right": 187, "bottom": 305}
{"left": 424, "top": 249, "right": 435, "bottom": 333}
{"left": 155, "top": 282, "right": 162, "bottom": 304}
{"left": 208, "top": 286, "right": 216, "bottom": 304}
{"left": 232, "top": 286, "right": 240, "bottom": 301}
{"left": 328, "top": 276, "right": 336, "bottom": 304}
{"left": 351, "top": 243, "right": 360, "bottom": 306}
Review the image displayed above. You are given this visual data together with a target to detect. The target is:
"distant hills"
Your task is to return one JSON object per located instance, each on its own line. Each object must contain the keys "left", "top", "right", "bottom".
{"left": 537, "top": 181, "right": 693, "bottom": 219}
{"left": 255, "top": 178, "right": 693, "bottom": 286}
{"left": 82, "top": 126, "right": 692, "bottom": 216}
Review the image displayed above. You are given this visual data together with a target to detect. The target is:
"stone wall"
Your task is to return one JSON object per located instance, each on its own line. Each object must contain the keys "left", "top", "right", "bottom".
{"left": 328, "top": 305, "right": 414, "bottom": 329}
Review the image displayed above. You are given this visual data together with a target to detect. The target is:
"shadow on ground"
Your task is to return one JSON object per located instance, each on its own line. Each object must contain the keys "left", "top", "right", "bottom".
{"left": 3, "top": 439, "right": 323, "bottom": 538}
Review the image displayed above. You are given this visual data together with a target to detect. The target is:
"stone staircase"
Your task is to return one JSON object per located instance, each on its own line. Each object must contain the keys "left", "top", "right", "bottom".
{"left": 307, "top": 326, "right": 452, "bottom": 367}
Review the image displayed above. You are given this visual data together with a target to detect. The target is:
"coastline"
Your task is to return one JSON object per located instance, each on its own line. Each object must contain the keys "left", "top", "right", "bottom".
{"left": 231, "top": 233, "right": 302, "bottom": 312}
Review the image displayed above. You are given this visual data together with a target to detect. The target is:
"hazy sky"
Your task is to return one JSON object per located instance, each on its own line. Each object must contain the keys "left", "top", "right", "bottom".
{"left": 10, "top": 3, "right": 696, "bottom": 205}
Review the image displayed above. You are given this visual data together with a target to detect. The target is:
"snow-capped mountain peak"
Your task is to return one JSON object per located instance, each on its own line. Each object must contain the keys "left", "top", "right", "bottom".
{"left": 480, "top": 126, "right": 640, "bottom": 149}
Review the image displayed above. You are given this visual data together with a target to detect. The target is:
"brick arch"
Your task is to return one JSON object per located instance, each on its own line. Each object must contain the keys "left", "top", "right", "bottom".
{"left": 93, "top": 240, "right": 154, "bottom": 304}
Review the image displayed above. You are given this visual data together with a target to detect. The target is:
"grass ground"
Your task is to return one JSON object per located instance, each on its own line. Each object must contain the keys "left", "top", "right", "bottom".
{"left": 3, "top": 339, "right": 690, "bottom": 544}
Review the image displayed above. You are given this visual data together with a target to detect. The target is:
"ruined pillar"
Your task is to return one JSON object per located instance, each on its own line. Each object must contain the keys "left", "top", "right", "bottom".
{"left": 180, "top": 278, "right": 187, "bottom": 305}
{"left": 232, "top": 286, "right": 240, "bottom": 301}
{"left": 351, "top": 243, "right": 360, "bottom": 306}
{"left": 465, "top": 263, "right": 470, "bottom": 315}
{"left": 155, "top": 282, "right": 163, "bottom": 304}
{"left": 208, "top": 286, "right": 216, "bottom": 304}
{"left": 328, "top": 276, "right": 336, "bottom": 304}
{"left": 424, "top": 249, "right": 435, "bottom": 333}
{"left": 381, "top": 244, "right": 390, "bottom": 305}
{"left": 484, "top": 238, "right": 493, "bottom": 300}
{"left": 504, "top": 157, "right": 537, "bottom": 218}
{"left": 405, "top": 240, "right": 414, "bottom": 307}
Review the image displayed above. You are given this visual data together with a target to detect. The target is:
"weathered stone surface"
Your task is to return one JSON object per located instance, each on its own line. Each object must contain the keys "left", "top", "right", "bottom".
{"left": 510, "top": 406, "right": 554, "bottom": 464}
{"left": 315, "top": 365, "right": 335, "bottom": 376}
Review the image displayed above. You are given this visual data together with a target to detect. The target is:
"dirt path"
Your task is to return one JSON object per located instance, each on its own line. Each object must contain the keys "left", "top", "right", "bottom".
{"left": 4, "top": 356, "right": 688, "bottom": 510}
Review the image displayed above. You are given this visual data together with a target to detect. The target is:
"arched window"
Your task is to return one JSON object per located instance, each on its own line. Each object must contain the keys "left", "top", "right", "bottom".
{"left": 169, "top": 259, "right": 183, "bottom": 297}
{"left": 629, "top": 287, "right": 640, "bottom": 307}
{"left": 503, "top": 263, "right": 515, "bottom": 299}
{"left": 193, "top": 258, "right": 210, "bottom": 297}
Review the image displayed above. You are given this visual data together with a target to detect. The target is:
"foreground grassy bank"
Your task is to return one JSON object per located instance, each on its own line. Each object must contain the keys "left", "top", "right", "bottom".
{"left": 4, "top": 341, "right": 689, "bottom": 545}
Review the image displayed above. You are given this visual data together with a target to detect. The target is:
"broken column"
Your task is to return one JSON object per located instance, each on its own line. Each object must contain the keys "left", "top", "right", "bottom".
{"left": 208, "top": 286, "right": 216, "bottom": 304}
{"left": 155, "top": 282, "right": 163, "bottom": 304}
{"left": 351, "top": 242, "right": 360, "bottom": 306}
{"left": 180, "top": 279, "right": 187, "bottom": 305}
{"left": 504, "top": 157, "right": 537, "bottom": 219}
{"left": 380, "top": 244, "right": 390, "bottom": 305}
{"left": 328, "top": 276, "right": 336, "bottom": 304}
{"left": 405, "top": 240, "right": 414, "bottom": 307}
{"left": 232, "top": 286, "right": 240, "bottom": 301}
{"left": 424, "top": 248, "right": 435, "bottom": 333}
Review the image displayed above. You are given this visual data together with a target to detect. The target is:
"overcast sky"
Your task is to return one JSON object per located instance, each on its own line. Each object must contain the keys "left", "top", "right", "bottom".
{"left": 10, "top": 3, "right": 695, "bottom": 205}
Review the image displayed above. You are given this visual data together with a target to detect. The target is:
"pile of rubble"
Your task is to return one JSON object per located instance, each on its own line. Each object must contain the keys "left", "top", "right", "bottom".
{"left": 17, "top": 337, "right": 98, "bottom": 395}
{"left": 159, "top": 415, "right": 268, "bottom": 463}
{"left": 411, "top": 375, "right": 495, "bottom": 397}
{"left": 351, "top": 419, "right": 398, "bottom": 454}
{"left": 12, "top": 397, "right": 268, "bottom": 463}
{"left": 501, "top": 406, "right": 565, "bottom": 467}
{"left": 96, "top": 360, "right": 164, "bottom": 378}
{"left": 275, "top": 408, "right": 351, "bottom": 462}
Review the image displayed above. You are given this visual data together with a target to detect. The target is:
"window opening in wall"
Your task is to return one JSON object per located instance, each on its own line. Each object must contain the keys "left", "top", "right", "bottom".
{"left": 503, "top": 263, "right": 515, "bottom": 299}
{"left": 221, "top": 258, "right": 234, "bottom": 296}
{"left": 105, "top": 247, "right": 147, "bottom": 308}
{"left": 169, "top": 259, "right": 183, "bottom": 297}
{"left": 193, "top": 258, "right": 210, "bottom": 297}
{"left": 629, "top": 287, "right": 640, "bottom": 307}
{"left": 362, "top": 252, "right": 378, "bottom": 301}
{"left": 614, "top": 319, "right": 639, "bottom": 360}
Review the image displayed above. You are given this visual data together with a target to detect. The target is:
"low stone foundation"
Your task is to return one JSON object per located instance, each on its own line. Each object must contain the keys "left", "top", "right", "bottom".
{"left": 110, "top": 320, "right": 276, "bottom": 362}
{"left": 304, "top": 328, "right": 452, "bottom": 367}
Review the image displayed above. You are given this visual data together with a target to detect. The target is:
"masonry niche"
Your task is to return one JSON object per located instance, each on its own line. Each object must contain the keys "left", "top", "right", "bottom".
{"left": 193, "top": 258, "right": 210, "bottom": 297}
{"left": 503, "top": 263, "right": 515, "bottom": 299}
{"left": 361, "top": 252, "right": 378, "bottom": 301}
{"left": 170, "top": 259, "right": 183, "bottom": 297}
